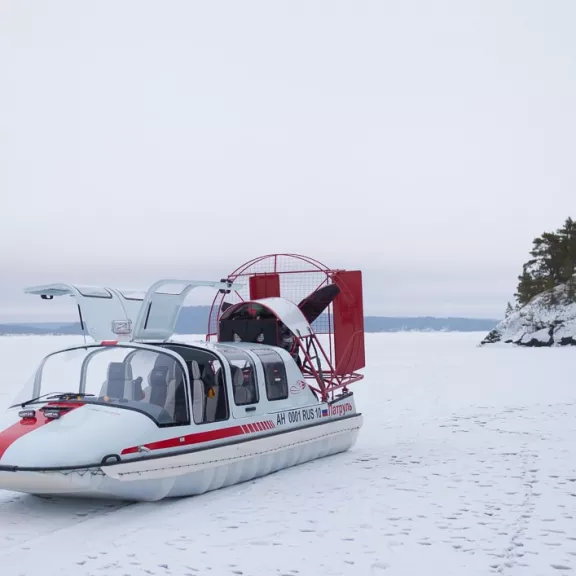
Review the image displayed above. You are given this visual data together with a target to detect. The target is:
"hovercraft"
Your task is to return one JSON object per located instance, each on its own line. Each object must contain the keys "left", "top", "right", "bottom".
{"left": 0, "top": 254, "right": 365, "bottom": 501}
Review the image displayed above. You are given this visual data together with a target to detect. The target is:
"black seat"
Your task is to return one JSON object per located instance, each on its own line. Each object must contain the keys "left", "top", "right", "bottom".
{"left": 104, "top": 362, "right": 133, "bottom": 399}
{"left": 148, "top": 365, "right": 169, "bottom": 408}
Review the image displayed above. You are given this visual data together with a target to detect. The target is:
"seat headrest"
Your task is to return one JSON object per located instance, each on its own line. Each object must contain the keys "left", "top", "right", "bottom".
{"left": 150, "top": 365, "right": 169, "bottom": 387}
{"left": 108, "top": 362, "right": 132, "bottom": 380}
{"left": 153, "top": 354, "right": 178, "bottom": 379}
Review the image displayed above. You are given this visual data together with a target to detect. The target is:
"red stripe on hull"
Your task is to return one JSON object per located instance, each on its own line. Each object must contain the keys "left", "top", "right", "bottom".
{"left": 0, "top": 403, "right": 84, "bottom": 460}
{"left": 121, "top": 425, "right": 247, "bottom": 455}
{"left": 120, "top": 419, "right": 282, "bottom": 455}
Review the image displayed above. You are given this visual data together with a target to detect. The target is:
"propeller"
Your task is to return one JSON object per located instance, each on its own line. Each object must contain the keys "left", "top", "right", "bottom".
{"left": 297, "top": 283, "right": 340, "bottom": 324}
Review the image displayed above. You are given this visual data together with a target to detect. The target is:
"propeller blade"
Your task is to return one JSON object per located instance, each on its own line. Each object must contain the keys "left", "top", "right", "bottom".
{"left": 297, "top": 284, "right": 340, "bottom": 324}
{"left": 221, "top": 301, "right": 234, "bottom": 312}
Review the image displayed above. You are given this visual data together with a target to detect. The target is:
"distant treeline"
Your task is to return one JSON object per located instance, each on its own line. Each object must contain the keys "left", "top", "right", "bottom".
{"left": 0, "top": 306, "right": 498, "bottom": 335}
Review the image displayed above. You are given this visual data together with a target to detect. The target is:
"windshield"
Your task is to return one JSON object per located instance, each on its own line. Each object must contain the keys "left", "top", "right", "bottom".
{"left": 15, "top": 345, "right": 189, "bottom": 426}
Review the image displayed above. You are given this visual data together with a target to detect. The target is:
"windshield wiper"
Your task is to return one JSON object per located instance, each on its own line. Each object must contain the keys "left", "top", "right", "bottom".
{"left": 18, "top": 392, "right": 95, "bottom": 407}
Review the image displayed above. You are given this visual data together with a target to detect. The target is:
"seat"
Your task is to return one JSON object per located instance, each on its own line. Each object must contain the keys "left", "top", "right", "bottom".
{"left": 191, "top": 360, "right": 205, "bottom": 424}
{"left": 164, "top": 364, "right": 185, "bottom": 421}
{"left": 145, "top": 365, "right": 170, "bottom": 408}
{"left": 231, "top": 365, "right": 254, "bottom": 405}
{"left": 172, "top": 377, "right": 188, "bottom": 424}
{"left": 212, "top": 366, "right": 228, "bottom": 420}
{"left": 144, "top": 355, "right": 183, "bottom": 421}
{"left": 100, "top": 362, "right": 141, "bottom": 400}
{"left": 203, "top": 363, "right": 220, "bottom": 423}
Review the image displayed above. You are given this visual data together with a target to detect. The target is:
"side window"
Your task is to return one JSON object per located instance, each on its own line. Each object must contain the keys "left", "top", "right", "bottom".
{"left": 158, "top": 345, "right": 231, "bottom": 426}
{"left": 253, "top": 349, "right": 288, "bottom": 401}
{"left": 219, "top": 349, "right": 259, "bottom": 406}
{"left": 191, "top": 358, "right": 230, "bottom": 424}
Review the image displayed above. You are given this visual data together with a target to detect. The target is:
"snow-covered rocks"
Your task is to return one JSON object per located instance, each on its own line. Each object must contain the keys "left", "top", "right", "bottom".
{"left": 481, "top": 281, "right": 576, "bottom": 346}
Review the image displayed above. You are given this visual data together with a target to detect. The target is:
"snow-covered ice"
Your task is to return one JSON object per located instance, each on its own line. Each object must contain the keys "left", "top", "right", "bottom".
{"left": 1, "top": 333, "right": 576, "bottom": 575}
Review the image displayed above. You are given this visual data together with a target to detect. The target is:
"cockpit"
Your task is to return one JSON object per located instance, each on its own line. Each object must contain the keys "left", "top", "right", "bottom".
{"left": 14, "top": 345, "right": 190, "bottom": 425}
{"left": 13, "top": 341, "right": 290, "bottom": 427}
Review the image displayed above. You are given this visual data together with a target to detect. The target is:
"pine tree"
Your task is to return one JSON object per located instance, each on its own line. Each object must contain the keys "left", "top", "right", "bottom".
{"left": 515, "top": 266, "right": 545, "bottom": 305}
{"left": 557, "top": 217, "right": 576, "bottom": 281}
{"left": 505, "top": 301, "right": 514, "bottom": 317}
{"left": 514, "top": 216, "right": 576, "bottom": 306}
{"left": 567, "top": 275, "right": 576, "bottom": 303}
{"left": 565, "top": 258, "right": 576, "bottom": 303}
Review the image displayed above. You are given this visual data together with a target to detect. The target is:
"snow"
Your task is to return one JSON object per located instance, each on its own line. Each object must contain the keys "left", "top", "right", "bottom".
{"left": 2, "top": 333, "right": 576, "bottom": 575}
{"left": 482, "top": 281, "right": 576, "bottom": 346}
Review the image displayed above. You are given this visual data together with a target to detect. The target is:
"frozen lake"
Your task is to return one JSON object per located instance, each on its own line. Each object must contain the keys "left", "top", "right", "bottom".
{"left": 0, "top": 332, "right": 575, "bottom": 575}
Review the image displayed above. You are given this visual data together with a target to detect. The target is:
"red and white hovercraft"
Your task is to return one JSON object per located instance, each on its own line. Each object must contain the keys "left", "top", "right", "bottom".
{"left": 0, "top": 254, "right": 365, "bottom": 501}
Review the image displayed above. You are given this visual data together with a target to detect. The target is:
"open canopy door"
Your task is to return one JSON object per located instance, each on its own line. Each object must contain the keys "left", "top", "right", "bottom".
{"left": 131, "top": 279, "right": 242, "bottom": 341}
{"left": 25, "top": 279, "right": 242, "bottom": 343}
{"left": 24, "top": 283, "right": 144, "bottom": 342}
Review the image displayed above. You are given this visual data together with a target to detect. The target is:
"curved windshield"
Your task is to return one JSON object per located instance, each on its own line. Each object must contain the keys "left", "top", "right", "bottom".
{"left": 16, "top": 345, "right": 189, "bottom": 427}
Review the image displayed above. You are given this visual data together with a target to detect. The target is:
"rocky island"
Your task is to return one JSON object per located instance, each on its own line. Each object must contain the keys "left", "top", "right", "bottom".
{"left": 482, "top": 216, "right": 576, "bottom": 347}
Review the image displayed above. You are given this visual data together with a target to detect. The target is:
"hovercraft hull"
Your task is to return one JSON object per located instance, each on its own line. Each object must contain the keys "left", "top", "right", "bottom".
{"left": 0, "top": 414, "right": 362, "bottom": 501}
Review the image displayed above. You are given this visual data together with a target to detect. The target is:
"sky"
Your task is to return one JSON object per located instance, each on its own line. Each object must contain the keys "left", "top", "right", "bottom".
{"left": 0, "top": 1, "right": 575, "bottom": 322}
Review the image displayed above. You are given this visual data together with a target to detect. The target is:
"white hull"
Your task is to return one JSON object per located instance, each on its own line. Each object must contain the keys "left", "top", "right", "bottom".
{"left": 0, "top": 415, "right": 362, "bottom": 501}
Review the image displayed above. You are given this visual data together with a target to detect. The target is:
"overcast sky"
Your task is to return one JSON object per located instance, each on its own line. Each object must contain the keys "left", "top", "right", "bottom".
{"left": 1, "top": 1, "right": 574, "bottom": 322}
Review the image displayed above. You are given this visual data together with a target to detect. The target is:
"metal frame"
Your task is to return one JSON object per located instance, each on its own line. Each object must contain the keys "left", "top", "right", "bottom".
{"left": 206, "top": 253, "right": 364, "bottom": 402}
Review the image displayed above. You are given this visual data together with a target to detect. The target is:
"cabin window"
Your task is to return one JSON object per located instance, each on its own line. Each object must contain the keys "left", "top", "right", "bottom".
{"left": 252, "top": 349, "right": 289, "bottom": 401}
{"left": 190, "top": 358, "right": 230, "bottom": 424}
{"left": 218, "top": 348, "right": 259, "bottom": 406}
{"left": 160, "top": 344, "right": 230, "bottom": 425}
